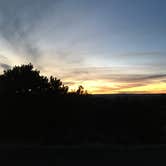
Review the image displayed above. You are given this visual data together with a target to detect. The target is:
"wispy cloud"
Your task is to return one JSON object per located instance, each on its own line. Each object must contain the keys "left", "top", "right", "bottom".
{"left": 60, "top": 66, "right": 166, "bottom": 82}
{"left": 0, "top": 0, "right": 57, "bottom": 62}
{"left": 120, "top": 51, "right": 166, "bottom": 57}
{"left": 0, "top": 63, "right": 11, "bottom": 70}
{"left": 0, "top": 0, "right": 165, "bottom": 94}
{"left": 59, "top": 66, "right": 166, "bottom": 93}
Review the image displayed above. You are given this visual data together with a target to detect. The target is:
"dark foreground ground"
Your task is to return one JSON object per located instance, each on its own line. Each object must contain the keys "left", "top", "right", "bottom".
{"left": 0, "top": 145, "right": 166, "bottom": 166}
{"left": 0, "top": 94, "right": 164, "bottom": 145}
{"left": 0, "top": 94, "right": 165, "bottom": 165}
{"left": 0, "top": 144, "right": 165, "bottom": 166}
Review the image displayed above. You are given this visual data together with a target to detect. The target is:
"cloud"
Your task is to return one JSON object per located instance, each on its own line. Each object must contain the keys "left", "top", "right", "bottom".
{"left": 114, "top": 73, "right": 166, "bottom": 83}
{"left": 63, "top": 81, "right": 76, "bottom": 85}
{"left": 61, "top": 66, "right": 166, "bottom": 83}
{"left": 0, "top": 0, "right": 90, "bottom": 69}
{"left": 120, "top": 51, "right": 166, "bottom": 57}
{"left": 93, "top": 82, "right": 147, "bottom": 93}
{"left": 0, "top": 54, "right": 9, "bottom": 62}
{"left": 0, "top": 63, "right": 11, "bottom": 70}
{"left": 0, "top": 0, "right": 57, "bottom": 62}
{"left": 0, "top": 54, "right": 12, "bottom": 72}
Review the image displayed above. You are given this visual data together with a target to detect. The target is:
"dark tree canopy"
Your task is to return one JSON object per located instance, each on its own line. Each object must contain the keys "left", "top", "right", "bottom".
{"left": 0, "top": 63, "right": 68, "bottom": 96}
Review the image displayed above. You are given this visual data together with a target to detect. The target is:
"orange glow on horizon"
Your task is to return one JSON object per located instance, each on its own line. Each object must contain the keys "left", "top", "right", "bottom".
{"left": 66, "top": 79, "right": 166, "bottom": 94}
{"left": 0, "top": 61, "right": 165, "bottom": 94}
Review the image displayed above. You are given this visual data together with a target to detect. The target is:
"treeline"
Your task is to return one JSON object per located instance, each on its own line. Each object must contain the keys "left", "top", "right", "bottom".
{"left": 0, "top": 63, "right": 88, "bottom": 96}
{"left": 0, "top": 64, "right": 165, "bottom": 145}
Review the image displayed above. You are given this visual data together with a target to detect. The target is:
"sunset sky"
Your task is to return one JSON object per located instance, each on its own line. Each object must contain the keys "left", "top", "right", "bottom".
{"left": 0, "top": 0, "right": 166, "bottom": 94}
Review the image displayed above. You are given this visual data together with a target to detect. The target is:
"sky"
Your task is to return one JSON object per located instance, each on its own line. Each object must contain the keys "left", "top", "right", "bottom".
{"left": 0, "top": 0, "right": 166, "bottom": 94}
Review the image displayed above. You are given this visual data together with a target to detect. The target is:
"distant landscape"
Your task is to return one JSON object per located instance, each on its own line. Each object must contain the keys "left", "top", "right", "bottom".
{"left": 0, "top": 64, "right": 164, "bottom": 145}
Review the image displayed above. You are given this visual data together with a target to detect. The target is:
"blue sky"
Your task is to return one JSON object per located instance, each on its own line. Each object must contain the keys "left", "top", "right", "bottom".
{"left": 0, "top": 0, "right": 166, "bottom": 93}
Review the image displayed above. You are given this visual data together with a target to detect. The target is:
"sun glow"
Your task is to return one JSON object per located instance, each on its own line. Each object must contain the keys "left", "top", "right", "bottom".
{"left": 66, "top": 79, "right": 117, "bottom": 94}
{"left": 66, "top": 79, "right": 166, "bottom": 94}
{"left": 120, "top": 82, "right": 166, "bottom": 94}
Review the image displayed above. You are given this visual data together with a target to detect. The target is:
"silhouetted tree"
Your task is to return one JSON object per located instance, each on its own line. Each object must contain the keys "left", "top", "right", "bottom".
{"left": 0, "top": 63, "right": 68, "bottom": 96}
{"left": 76, "top": 85, "right": 88, "bottom": 95}
{"left": 76, "top": 85, "right": 84, "bottom": 95}
{"left": 48, "top": 76, "right": 68, "bottom": 95}
{"left": 68, "top": 85, "right": 89, "bottom": 97}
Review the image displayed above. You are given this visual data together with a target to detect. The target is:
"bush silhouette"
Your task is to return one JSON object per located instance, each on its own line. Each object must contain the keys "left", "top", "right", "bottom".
{"left": 69, "top": 85, "right": 89, "bottom": 96}
{"left": 0, "top": 63, "right": 68, "bottom": 96}
{"left": 48, "top": 76, "right": 68, "bottom": 95}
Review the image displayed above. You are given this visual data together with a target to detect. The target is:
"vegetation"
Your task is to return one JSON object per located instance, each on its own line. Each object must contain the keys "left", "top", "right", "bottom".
{"left": 0, "top": 63, "right": 87, "bottom": 96}
{"left": 0, "top": 63, "right": 165, "bottom": 145}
